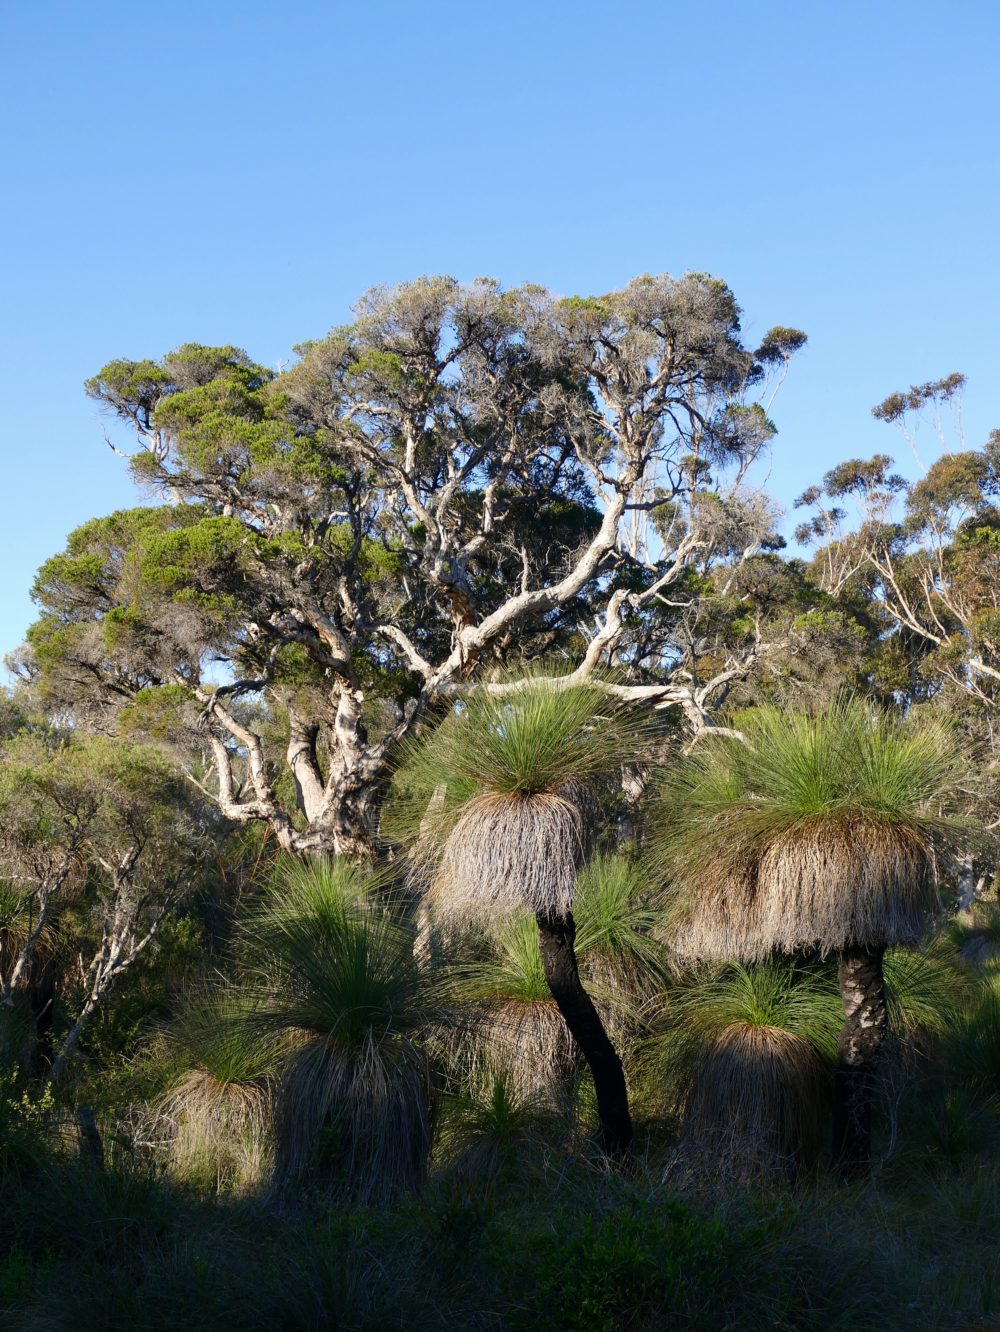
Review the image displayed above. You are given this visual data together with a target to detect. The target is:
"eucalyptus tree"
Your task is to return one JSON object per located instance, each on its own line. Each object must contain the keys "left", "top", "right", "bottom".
{"left": 651, "top": 700, "right": 969, "bottom": 1175}
{"left": 794, "top": 386, "right": 1000, "bottom": 870}
{"left": 19, "top": 276, "right": 804, "bottom": 857}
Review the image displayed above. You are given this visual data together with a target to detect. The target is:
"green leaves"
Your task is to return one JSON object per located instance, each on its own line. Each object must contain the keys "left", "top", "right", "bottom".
{"left": 661, "top": 698, "right": 966, "bottom": 833}
{"left": 245, "top": 859, "right": 422, "bottom": 1049}
{"left": 395, "top": 674, "right": 652, "bottom": 807}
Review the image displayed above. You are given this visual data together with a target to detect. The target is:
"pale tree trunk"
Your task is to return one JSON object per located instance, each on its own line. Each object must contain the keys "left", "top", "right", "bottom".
{"left": 49, "top": 889, "right": 168, "bottom": 1083}
{"left": 832, "top": 944, "right": 888, "bottom": 1177}
{"left": 1, "top": 887, "right": 54, "bottom": 1005}
{"left": 535, "top": 908, "right": 633, "bottom": 1162}
{"left": 49, "top": 993, "right": 102, "bottom": 1083}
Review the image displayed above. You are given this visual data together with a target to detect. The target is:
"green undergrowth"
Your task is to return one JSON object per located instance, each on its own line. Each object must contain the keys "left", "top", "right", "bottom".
{"left": 3, "top": 1148, "right": 1000, "bottom": 1331}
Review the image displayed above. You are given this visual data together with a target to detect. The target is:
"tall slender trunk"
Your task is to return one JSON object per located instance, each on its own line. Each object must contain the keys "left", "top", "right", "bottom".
{"left": 832, "top": 943, "right": 888, "bottom": 1177}
{"left": 535, "top": 908, "right": 633, "bottom": 1162}
{"left": 49, "top": 995, "right": 99, "bottom": 1083}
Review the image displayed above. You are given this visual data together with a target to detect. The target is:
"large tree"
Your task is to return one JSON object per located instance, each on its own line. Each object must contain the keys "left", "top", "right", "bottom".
{"left": 18, "top": 275, "right": 803, "bottom": 856}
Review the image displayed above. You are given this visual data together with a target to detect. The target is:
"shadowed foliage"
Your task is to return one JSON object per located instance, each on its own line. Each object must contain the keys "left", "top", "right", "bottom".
{"left": 436, "top": 1056, "right": 556, "bottom": 1182}
{"left": 648, "top": 961, "right": 841, "bottom": 1178}
{"left": 245, "top": 859, "right": 438, "bottom": 1203}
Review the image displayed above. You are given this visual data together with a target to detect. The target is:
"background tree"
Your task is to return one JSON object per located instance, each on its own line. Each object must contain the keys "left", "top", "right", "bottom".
{"left": 794, "top": 380, "right": 1000, "bottom": 878}
{"left": 0, "top": 721, "right": 206, "bottom": 1080}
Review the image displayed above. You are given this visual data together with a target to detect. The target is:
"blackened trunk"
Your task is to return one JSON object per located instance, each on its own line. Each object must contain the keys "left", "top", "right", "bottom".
{"left": 535, "top": 909, "right": 633, "bottom": 1162}
{"left": 832, "top": 944, "right": 888, "bottom": 1178}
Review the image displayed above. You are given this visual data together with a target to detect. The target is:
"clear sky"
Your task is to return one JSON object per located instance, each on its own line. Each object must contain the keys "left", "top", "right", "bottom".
{"left": 2, "top": 1, "right": 998, "bottom": 660}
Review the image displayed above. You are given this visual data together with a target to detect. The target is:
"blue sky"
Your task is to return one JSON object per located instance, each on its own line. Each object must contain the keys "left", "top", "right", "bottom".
{"left": 2, "top": 1, "right": 998, "bottom": 660}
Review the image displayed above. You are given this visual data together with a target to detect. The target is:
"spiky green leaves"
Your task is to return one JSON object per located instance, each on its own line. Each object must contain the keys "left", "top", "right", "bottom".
{"left": 168, "top": 984, "right": 280, "bottom": 1087}
{"left": 651, "top": 699, "right": 972, "bottom": 960}
{"left": 246, "top": 859, "right": 421, "bottom": 1052}
{"left": 242, "top": 859, "right": 437, "bottom": 1200}
{"left": 391, "top": 676, "right": 654, "bottom": 924}
{"left": 398, "top": 677, "right": 649, "bottom": 804}
{"left": 574, "top": 853, "right": 665, "bottom": 994}
{"left": 648, "top": 962, "right": 841, "bottom": 1176}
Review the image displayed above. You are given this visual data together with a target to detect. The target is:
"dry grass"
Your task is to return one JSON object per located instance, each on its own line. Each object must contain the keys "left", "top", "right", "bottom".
{"left": 466, "top": 1000, "right": 578, "bottom": 1102}
{"left": 431, "top": 790, "right": 584, "bottom": 925}
{"left": 676, "top": 1023, "right": 827, "bottom": 1182}
{"left": 155, "top": 1068, "right": 273, "bottom": 1196}
{"left": 652, "top": 699, "right": 969, "bottom": 962}
{"left": 669, "top": 817, "right": 938, "bottom": 962}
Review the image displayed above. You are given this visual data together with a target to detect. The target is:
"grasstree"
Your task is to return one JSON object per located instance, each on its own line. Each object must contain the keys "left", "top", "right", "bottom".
{"left": 389, "top": 673, "right": 658, "bottom": 1161}
{"left": 245, "top": 859, "right": 438, "bottom": 1202}
{"left": 650, "top": 699, "right": 970, "bottom": 1176}
{"left": 435, "top": 853, "right": 663, "bottom": 1130}
{"left": 154, "top": 985, "right": 278, "bottom": 1196}
{"left": 646, "top": 962, "right": 842, "bottom": 1184}
{"left": 444, "top": 912, "right": 579, "bottom": 1106}
{"left": 16, "top": 276, "right": 804, "bottom": 857}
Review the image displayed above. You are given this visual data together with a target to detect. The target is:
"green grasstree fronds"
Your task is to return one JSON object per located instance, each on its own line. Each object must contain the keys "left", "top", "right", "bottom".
{"left": 388, "top": 672, "right": 658, "bottom": 1160}
{"left": 154, "top": 983, "right": 279, "bottom": 1195}
{"left": 650, "top": 697, "right": 971, "bottom": 962}
{"left": 646, "top": 961, "right": 842, "bottom": 1180}
{"left": 389, "top": 670, "right": 660, "bottom": 927}
{"left": 574, "top": 852, "right": 667, "bottom": 1000}
{"left": 244, "top": 857, "right": 439, "bottom": 1203}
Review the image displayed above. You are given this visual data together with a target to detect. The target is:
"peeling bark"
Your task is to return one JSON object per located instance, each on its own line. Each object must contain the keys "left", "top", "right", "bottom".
{"left": 832, "top": 943, "right": 888, "bottom": 1177}
{"left": 535, "top": 908, "right": 633, "bottom": 1162}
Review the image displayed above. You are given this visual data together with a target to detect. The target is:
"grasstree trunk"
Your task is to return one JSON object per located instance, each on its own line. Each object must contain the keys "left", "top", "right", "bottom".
{"left": 832, "top": 944, "right": 888, "bottom": 1178}
{"left": 534, "top": 908, "right": 633, "bottom": 1162}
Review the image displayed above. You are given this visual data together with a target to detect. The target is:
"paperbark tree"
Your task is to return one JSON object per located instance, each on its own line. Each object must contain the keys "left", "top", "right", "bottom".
{"left": 0, "top": 720, "right": 206, "bottom": 1078}
{"left": 19, "top": 275, "right": 803, "bottom": 856}
{"left": 794, "top": 378, "right": 1000, "bottom": 838}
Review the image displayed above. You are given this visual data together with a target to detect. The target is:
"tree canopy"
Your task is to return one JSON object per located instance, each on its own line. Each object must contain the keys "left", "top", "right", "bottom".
{"left": 18, "top": 273, "right": 807, "bottom": 856}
